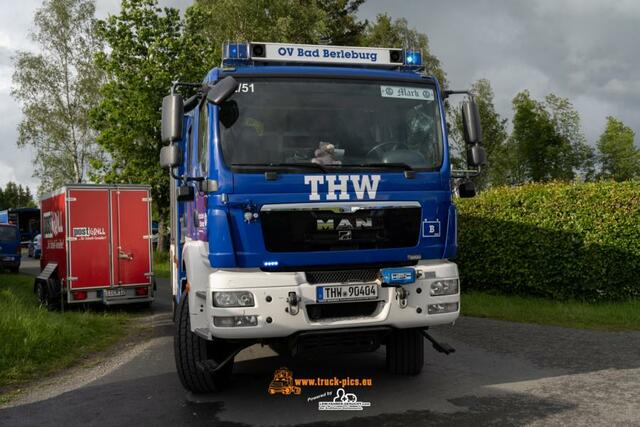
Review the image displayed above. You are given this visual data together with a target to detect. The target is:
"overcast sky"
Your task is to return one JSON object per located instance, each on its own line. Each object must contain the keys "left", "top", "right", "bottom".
{"left": 1, "top": 0, "right": 639, "bottom": 192}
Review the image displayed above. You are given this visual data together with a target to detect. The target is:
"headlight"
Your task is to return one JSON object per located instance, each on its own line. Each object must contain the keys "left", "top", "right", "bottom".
{"left": 430, "top": 279, "right": 459, "bottom": 296}
{"left": 213, "top": 291, "right": 255, "bottom": 307}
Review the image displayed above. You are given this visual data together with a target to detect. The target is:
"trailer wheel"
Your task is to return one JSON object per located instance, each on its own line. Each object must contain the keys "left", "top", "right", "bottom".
{"left": 386, "top": 328, "right": 424, "bottom": 375}
{"left": 174, "top": 295, "right": 233, "bottom": 393}
{"left": 36, "top": 281, "right": 56, "bottom": 311}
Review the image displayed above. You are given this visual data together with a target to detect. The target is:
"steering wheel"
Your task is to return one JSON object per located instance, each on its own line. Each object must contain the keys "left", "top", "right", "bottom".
{"left": 366, "top": 141, "right": 410, "bottom": 159}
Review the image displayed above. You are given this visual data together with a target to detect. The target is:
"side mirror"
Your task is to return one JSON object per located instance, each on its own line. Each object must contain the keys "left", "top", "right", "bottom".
{"left": 206, "top": 76, "right": 239, "bottom": 105}
{"left": 467, "top": 144, "right": 487, "bottom": 167}
{"left": 160, "top": 144, "right": 182, "bottom": 169}
{"left": 461, "top": 100, "right": 482, "bottom": 145}
{"left": 161, "top": 94, "right": 184, "bottom": 143}
{"left": 456, "top": 180, "right": 476, "bottom": 198}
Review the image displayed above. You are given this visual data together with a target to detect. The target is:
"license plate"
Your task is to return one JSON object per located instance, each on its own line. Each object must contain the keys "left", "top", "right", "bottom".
{"left": 2, "top": 257, "right": 13, "bottom": 261}
{"left": 105, "top": 288, "right": 126, "bottom": 298}
{"left": 316, "top": 284, "right": 378, "bottom": 303}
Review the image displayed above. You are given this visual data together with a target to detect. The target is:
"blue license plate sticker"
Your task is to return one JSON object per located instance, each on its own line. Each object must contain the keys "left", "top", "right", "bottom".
{"left": 380, "top": 267, "right": 416, "bottom": 285}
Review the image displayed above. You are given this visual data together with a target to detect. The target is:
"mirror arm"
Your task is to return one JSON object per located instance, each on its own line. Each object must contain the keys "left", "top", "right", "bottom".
{"left": 443, "top": 90, "right": 474, "bottom": 101}
{"left": 451, "top": 167, "right": 482, "bottom": 179}
{"left": 170, "top": 81, "right": 202, "bottom": 95}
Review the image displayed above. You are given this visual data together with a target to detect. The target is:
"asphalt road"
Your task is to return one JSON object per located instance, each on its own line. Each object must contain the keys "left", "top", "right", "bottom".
{"left": 3, "top": 258, "right": 640, "bottom": 426}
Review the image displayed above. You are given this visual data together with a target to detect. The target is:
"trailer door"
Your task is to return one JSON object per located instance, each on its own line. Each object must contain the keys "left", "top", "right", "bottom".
{"left": 68, "top": 188, "right": 111, "bottom": 289}
{"left": 111, "top": 188, "right": 152, "bottom": 286}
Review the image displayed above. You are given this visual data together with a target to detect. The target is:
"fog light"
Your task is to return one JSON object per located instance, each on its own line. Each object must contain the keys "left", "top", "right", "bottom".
{"left": 427, "top": 302, "right": 458, "bottom": 314}
{"left": 430, "top": 279, "right": 459, "bottom": 296}
{"left": 213, "top": 291, "right": 255, "bottom": 307}
{"left": 213, "top": 315, "right": 258, "bottom": 327}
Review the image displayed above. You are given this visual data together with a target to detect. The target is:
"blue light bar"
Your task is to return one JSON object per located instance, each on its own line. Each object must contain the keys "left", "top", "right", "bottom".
{"left": 223, "top": 42, "right": 249, "bottom": 66}
{"left": 404, "top": 50, "right": 423, "bottom": 67}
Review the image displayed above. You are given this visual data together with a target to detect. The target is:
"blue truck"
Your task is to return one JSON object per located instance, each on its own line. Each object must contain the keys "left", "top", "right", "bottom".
{"left": 0, "top": 207, "right": 40, "bottom": 246}
{"left": 159, "top": 42, "right": 485, "bottom": 393}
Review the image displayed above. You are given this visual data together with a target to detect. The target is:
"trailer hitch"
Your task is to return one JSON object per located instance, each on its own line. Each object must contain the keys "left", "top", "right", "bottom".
{"left": 421, "top": 329, "right": 456, "bottom": 355}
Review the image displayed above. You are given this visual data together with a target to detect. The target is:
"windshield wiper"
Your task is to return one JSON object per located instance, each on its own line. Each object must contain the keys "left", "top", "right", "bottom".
{"left": 337, "top": 162, "right": 417, "bottom": 178}
{"left": 339, "top": 162, "right": 414, "bottom": 171}
{"left": 231, "top": 162, "right": 327, "bottom": 173}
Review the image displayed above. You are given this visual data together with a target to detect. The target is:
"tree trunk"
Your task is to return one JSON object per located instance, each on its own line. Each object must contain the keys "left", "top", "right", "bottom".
{"left": 156, "top": 218, "right": 166, "bottom": 253}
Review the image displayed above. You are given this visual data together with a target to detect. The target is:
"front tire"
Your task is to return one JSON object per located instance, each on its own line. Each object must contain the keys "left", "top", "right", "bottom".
{"left": 386, "top": 328, "right": 424, "bottom": 375}
{"left": 174, "top": 295, "right": 233, "bottom": 393}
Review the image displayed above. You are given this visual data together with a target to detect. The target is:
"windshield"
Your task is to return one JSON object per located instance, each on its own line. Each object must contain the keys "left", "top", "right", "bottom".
{"left": 219, "top": 77, "right": 443, "bottom": 171}
{"left": 0, "top": 226, "right": 17, "bottom": 241}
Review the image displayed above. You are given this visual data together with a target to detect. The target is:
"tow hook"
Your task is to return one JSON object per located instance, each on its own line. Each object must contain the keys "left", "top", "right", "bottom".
{"left": 421, "top": 329, "right": 456, "bottom": 355}
{"left": 196, "top": 345, "right": 246, "bottom": 373}
{"left": 395, "top": 287, "right": 409, "bottom": 309}
{"left": 286, "top": 291, "right": 300, "bottom": 315}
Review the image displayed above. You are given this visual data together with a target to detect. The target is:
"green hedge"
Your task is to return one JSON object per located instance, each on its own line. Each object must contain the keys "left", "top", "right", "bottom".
{"left": 456, "top": 181, "right": 640, "bottom": 302}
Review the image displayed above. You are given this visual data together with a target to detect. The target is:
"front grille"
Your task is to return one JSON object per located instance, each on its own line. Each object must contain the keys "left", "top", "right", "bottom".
{"left": 261, "top": 206, "right": 421, "bottom": 252}
{"left": 305, "top": 269, "right": 379, "bottom": 284}
{"left": 306, "top": 301, "right": 379, "bottom": 321}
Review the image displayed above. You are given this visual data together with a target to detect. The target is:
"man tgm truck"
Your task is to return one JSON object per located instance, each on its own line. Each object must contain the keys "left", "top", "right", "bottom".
{"left": 160, "top": 42, "right": 485, "bottom": 393}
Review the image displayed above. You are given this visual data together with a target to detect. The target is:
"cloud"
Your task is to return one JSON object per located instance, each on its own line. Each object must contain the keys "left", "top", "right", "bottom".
{"left": 360, "top": 0, "right": 640, "bottom": 144}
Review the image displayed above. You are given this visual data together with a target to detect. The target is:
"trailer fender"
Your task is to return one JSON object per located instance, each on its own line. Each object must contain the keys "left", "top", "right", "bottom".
{"left": 182, "top": 240, "right": 213, "bottom": 337}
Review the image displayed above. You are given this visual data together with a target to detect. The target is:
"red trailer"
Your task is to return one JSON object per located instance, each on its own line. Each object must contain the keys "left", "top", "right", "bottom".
{"left": 35, "top": 184, "right": 154, "bottom": 308}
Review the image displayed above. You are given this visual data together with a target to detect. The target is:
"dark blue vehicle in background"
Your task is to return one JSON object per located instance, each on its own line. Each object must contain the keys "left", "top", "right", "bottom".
{"left": 0, "top": 207, "right": 40, "bottom": 246}
{"left": 159, "top": 41, "right": 486, "bottom": 393}
{"left": 0, "top": 224, "right": 21, "bottom": 273}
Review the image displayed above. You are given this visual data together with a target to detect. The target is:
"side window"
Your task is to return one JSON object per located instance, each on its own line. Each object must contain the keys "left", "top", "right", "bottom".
{"left": 198, "top": 103, "right": 208, "bottom": 174}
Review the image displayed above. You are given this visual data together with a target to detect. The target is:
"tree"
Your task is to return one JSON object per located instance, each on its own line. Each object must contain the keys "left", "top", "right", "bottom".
{"left": 449, "top": 79, "right": 508, "bottom": 188}
{"left": 187, "top": 0, "right": 368, "bottom": 76}
{"left": 363, "top": 14, "right": 446, "bottom": 87}
{"left": 92, "top": 0, "right": 370, "bottom": 252}
{"left": 12, "top": 0, "right": 103, "bottom": 193}
{"left": 596, "top": 116, "right": 640, "bottom": 181}
{"left": 0, "top": 182, "right": 36, "bottom": 209}
{"left": 92, "top": 0, "right": 186, "bottom": 252}
{"left": 510, "top": 91, "right": 592, "bottom": 183}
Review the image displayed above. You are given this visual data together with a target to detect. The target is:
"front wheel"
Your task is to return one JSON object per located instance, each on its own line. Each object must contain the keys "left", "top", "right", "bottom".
{"left": 174, "top": 295, "right": 233, "bottom": 393}
{"left": 386, "top": 328, "right": 424, "bottom": 375}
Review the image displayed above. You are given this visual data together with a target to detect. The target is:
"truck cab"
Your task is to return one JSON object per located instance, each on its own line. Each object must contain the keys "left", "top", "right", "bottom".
{"left": 162, "top": 42, "right": 484, "bottom": 393}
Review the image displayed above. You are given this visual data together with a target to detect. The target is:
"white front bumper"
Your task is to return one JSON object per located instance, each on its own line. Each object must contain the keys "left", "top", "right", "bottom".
{"left": 193, "top": 260, "right": 459, "bottom": 340}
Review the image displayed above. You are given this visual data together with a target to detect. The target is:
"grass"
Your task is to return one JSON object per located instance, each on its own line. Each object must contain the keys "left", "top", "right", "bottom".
{"left": 0, "top": 273, "right": 132, "bottom": 395}
{"left": 462, "top": 291, "right": 640, "bottom": 331}
{"left": 154, "top": 249, "right": 170, "bottom": 279}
